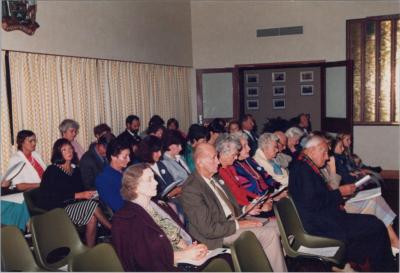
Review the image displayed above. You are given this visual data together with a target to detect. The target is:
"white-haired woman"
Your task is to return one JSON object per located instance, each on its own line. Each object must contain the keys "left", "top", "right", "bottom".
{"left": 284, "top": 127, "right": 304, "bottom": 159}
{"left": 254, "top": 133, "right": 289, "bottom": 187}
{"left": 59, "top": 119, "right": 85, "bottom": 160}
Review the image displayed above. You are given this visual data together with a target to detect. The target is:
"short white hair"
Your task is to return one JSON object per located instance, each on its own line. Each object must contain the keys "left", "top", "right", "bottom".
{"left": 215, "top": 133, "right": 241, "bottom": 155}
{"left": 303, "top": 136, "right": 325, "bottom": 149}
{"left": 285, "top": 127, "right": 304, "bottom": 138}
{"left": 230, "top": 131, "right": 248, "bottom": 141}
{"left": 258, "top": 133, "right": 279, "bottom": 150}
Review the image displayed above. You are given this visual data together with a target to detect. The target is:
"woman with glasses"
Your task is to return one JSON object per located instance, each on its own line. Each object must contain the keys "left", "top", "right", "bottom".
{"left": 95, "top": 139, "right": 130, "bottom": 212}
{"left": 112, "top": 163, "right": 209, "bottom": 271}
{"left": 59, "top": 119, "right": 85, "bottom": 160}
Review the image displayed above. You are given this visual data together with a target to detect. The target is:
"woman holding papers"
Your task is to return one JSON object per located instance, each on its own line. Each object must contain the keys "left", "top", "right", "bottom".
{"left": 39, "top": 138, "right": 111, "bottom": 247}
{"left": 112, "top": 163, "right": 213, "bottom": 272}
{"left": 2, "top": 130, "right": 46, "bottom": 192}
{"left": 327, "top": 138, "right": 398, "bottom": 252}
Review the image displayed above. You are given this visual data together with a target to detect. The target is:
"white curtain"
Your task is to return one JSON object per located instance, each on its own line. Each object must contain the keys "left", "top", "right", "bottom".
{"left": 1, "top": 51, "right": 192, "bottom": 173}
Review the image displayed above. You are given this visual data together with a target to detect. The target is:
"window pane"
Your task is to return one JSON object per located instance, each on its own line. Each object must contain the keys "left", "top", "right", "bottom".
{"left": 396, "top": 20, "right": 400, "bottom": 122}
{"left": 350, "top": 22, "right": 362, "bottom": 122}
{"left": 379, "top": 20, "right": 392, "bottom": 122}
{"left": 364, "top": 21, "right": 376, "bottom": 122}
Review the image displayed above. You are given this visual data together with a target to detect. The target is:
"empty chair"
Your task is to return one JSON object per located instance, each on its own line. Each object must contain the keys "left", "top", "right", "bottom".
{"left": 230, "top": 231, "right": 273, "bottom": 272}
{"left": 273, "top": 196, "right": 346, "bottom": 269}
{"left": 24, "top": 188, "right": 47, "bottom": 217}
{"left": 68, "top": 243, "right": 124, "bottom": 272}
{"left": 30, "top": 208, "right": 88, "bottom": 270}
{"left": 1, "top": 226, "right": 47, "bottom": 272}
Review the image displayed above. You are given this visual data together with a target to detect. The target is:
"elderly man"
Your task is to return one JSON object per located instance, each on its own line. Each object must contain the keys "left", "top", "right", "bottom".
{"left": 289, "top": 136, "right": 394, "bottom": 272}
{"left": 180, "top": 143, "right": 287, "bottom": 272}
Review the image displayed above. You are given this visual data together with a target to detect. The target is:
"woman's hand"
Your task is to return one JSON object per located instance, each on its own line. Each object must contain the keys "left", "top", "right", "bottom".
{"left": 75, "top": 190, "right": 96, "bottom": 200}
{"left": 174, "top": 242, "right": 208, "bottom": 263}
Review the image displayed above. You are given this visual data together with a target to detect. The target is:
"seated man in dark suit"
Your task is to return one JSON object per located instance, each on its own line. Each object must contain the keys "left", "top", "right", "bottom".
{"left": 180, "top": 143, "right": 287, "bottom": 272}
{"left": 80, "top": 133, "right": 115, "bottom": 189}
{"left": 289, "top": 135, "right": 394, "bottom": 272}
{"left": 117, "top": 115, "right": 142, "bottom": 145}
{"left": 240, "top": 114, "right": 258, "bottom": 156}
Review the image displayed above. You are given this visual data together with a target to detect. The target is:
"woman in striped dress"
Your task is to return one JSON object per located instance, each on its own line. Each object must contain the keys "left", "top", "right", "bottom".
{"left": 38, "top": 138, "right": 111, "bottom": 247}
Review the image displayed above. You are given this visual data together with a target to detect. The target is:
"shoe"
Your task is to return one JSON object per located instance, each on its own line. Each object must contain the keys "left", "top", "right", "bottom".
{"left": 392, "top": 247, "right": 399, "bottom": 256}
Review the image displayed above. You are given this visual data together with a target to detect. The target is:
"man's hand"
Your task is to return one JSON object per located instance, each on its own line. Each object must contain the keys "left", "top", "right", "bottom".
{"left": 339, "top": 184, "right": 356, "bottom": 197}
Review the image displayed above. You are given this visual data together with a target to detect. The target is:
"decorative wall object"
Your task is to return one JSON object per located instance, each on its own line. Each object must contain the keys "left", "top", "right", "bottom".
{"left": 272, "top": 86, "right": 285, "bottom": 96}
{"left": 273, "top": 98, "right": 285, "bottom": 109}
{"left": 300, "top": 71, "right": 314, "bottom": 82}
{"left": 246, "top": 87, "right": 259, "bottom": 97}
{"left": 246, "top": 74, "right": 259, "bottom": 84}
{"left": 272, "top": 72, "right": 286, "bottom": 82}
{"left": 2, "top": 0, "right": 39, "bottom": 35}
{"left": 247, "top": 99, "right": 259, "bottom": 110}
{"left": 301, "top": 84, "right": 314, "bottom": 96}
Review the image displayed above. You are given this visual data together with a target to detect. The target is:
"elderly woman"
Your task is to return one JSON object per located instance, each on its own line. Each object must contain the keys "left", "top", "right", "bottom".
{"left": 38, "top": 138, "right": 111, "bottom": 247}
{"left": 253, "top": 133, "right": 289, "bottom": 187}
{"left": 2, "top": 130, "right": 46, "bottom": 192}
{"left": 326, "top": 138, "right": 399, "bottom": 253}
{"left": 284, "top": 127, "right": 304, "bottom": 159}
{"left": 112, "top": 163, "right": 208, "bottom": 272}
{"left": 162, "top": 130, "right": 191, "bottom": 182}
{"left": 216, "top": 134, "right": 276, "bottom": 214}
{"left": 59, "top": 119, "right": 85, "bottom": 160}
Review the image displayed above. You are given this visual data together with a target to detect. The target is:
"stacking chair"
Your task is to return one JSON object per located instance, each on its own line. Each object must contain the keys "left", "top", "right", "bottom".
{"left": 68, "top": 243, "right": 124, "bottom": 272}
{"left": 202, "top": 257, "right": 232, "bottom": 272}
{"left": 30, "top": 208, "right": 88, "bottom": 270}
{"left": 230, "top": 231, "right": 273, "bottom": 272}
{"left": 1, "top": 226, "right": 47, "bottom": 272}
{"left": 273, "top": 196, "right": 346, "bottom": 270}
{"left": 24, "top": 188, "right": 47, "bottom": 216}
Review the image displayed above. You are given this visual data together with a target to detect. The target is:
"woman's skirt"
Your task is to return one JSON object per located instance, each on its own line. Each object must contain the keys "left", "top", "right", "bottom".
{"left": 65, "top": 200, "right": 97, "bottom": 226}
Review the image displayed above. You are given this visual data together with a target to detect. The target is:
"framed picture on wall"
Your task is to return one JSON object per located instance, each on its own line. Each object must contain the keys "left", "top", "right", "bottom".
{"left": 301, "top": 85, "right": 314, "bottom": 96}
{"left": 247, "top": 99, "right": 259, "bottom": 110}
{"left": 246, "top": 74, "right": 259, "bottom": 84}
{"left": 272, "top": 72, "right": 286, "bottom": 83}
{"left": 272, "top": 86, "right": 285, "bottom": 96}
{"left": 246, "top": 87, "right": 259, "bottom": 97}
{"left": 273, "top": 98, "right": 285, "bottom": 109}
{"left": 300, "top": 71, "right": 314, "bottom": 82}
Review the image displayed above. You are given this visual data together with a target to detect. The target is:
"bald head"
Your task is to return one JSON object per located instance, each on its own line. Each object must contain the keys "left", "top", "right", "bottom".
{"left": 194, "top": 143, "right": 219, "bottom": 178}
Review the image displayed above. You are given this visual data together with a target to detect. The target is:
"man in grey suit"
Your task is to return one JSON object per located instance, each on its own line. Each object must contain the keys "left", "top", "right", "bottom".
{"left": 180, "top": 143, "right": 287, "bottom": 272}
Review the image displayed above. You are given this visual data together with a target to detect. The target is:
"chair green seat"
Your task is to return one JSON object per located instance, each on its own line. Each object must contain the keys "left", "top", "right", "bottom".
{"left": 24, "top": 188, "right": 47, "bottom": 217}
{"left": 202, "top": 257, "right": 233, "bottom": 272}
{"left": 273, "top": 196, "right": 346, "bottom": 269}
{"left": 30, "top": 208, "right": 88, "bottom": 270}
{"left": 1, "top": 226, "right": 48, "bottom": 272}
{"left": 68, "top": 243, "right": 124, "bottom": 272}
{"left": 230, "top": 230, "right": 273, "bottom": 272}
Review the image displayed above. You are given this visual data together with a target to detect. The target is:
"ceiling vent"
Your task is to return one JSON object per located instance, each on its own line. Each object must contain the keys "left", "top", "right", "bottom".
{"left": 257, "top": 26, "right": 303, "bottom": 37}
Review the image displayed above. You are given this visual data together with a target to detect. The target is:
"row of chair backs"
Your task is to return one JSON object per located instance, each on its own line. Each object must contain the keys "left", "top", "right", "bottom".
{"left": 23, "top": 188, "right": 47, "bottom": 217}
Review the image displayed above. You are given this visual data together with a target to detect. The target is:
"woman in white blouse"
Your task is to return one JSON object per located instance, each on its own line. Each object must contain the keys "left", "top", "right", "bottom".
{"left": 2, "top": 130, "right": 46, "bottom": 192}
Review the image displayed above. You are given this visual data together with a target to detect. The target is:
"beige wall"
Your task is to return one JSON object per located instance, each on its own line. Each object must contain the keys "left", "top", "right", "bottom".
{"left": 2, "top": 0, "right": 193, "bottom": 66}
{"left": 191, "top": 1, "right": 399, "bottom": 170}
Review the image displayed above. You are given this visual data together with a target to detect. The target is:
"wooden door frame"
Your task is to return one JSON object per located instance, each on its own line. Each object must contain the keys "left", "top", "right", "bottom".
{"left": 196, "top": 68, "right": 239, "bottom": 124}
{"left": 320, "top": 60, "right": 354, "bottom": 135}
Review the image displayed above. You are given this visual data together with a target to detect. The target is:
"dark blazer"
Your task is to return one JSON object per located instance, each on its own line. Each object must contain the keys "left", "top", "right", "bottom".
{"left": 112, "top": 201, "right": 181, "bottom": 272}
{"left": 244, "top": 130, "right": 258, "bottom": 157}
{"left": 334, "top": 154, "right": 357, "bottom": 185}
{"left": 152, "top": 161, "right": 175, "bottom": 198}
{"left": 80, "top": 146, "right": 106, "bottom": 190}
{"left": 117, "top": 129, "right": 141, "bottom": 145}
{"left": 180, "top": 171, "right": 239, "bottom": 249}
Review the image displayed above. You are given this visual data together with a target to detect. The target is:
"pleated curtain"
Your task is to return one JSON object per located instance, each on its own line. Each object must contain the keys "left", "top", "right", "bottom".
{"left": 0, "top": 51, "right": 191, "bottom": 173}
